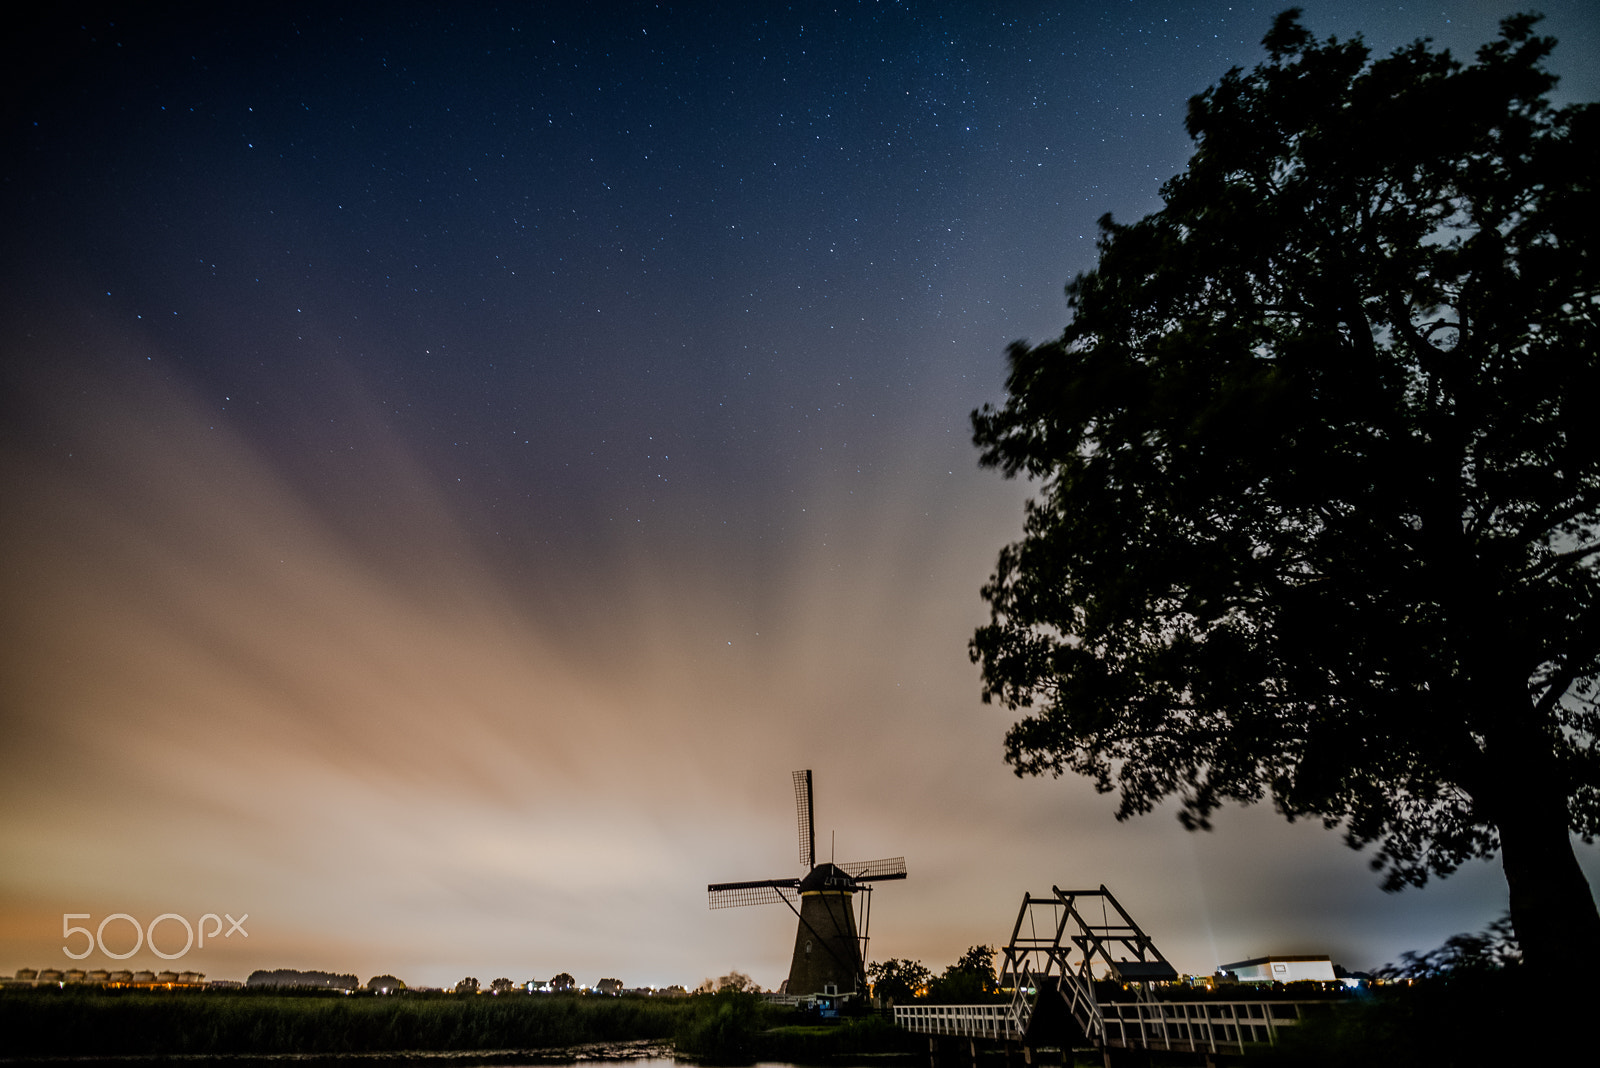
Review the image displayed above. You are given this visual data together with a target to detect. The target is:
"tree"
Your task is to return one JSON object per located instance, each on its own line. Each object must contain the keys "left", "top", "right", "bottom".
{"left": 549, "top": 972, "right": 576, "bottom": 992}
{"left": 1378, "top": 913, "right": 1521, "bottom": 979}
{"left": 716, "top": 970, "right": 756, "bottom": 993}
{"left": 867, "top": 958, "right": 931, "bottom": 1003}
{"left": 928, "top": 946, "right": 1001, "bottom": 1003}
{"left": 454, "top": 977, "right": 479, "bottom": 995}
{"left": 365, "top": 974, "right": 406, "bottom": 993}
{"left": 693, "top": 971, "right": 755, "bottom": 994}
{"left": 970, "top": 9, "right": 1599, "bottom": 971}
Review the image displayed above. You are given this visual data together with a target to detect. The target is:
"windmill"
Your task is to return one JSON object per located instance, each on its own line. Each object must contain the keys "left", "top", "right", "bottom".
{"left": 707, "top": 769, "right": 907, "bottom": 996}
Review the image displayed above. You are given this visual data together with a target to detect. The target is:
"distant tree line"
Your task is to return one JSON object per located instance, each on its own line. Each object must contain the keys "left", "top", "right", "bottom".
{"left": 245, "top": 969, "right": 358, "bottom": 990}
{"left": 452, "top": 971, "right": 637, "bottom": 995}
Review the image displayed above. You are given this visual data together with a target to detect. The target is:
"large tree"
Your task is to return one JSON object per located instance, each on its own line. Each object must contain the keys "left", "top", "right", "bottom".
{"left": 970, "top": 10, "right": 1599, "bottom": 970}
{"left": 929, "top": 945, "right": 1002, "bottom": 1004}
{"left": 867, "top": 957, "right": 931, "bottom": 1003}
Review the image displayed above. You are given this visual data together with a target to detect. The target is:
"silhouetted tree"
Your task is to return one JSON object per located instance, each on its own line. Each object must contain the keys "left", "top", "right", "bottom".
{"left": 868, "top": 958, "right": 931, "bottom": 1003}
{"left": 549, "top": 972, "right": 576, "bottom": 992}
{"left": 693, "top": 971, "right": 757, "bottom": 995}
{"left": 454, "top": 977, "right": 479, "bottom": 995}
{"left": 928, "top": 946, "right": 1001, "bottom": 1003}
{"left": 716, "top": 971, "right": 756, "bottom": 993}
{"left": 970, "top": 9, "right": 1599, "bottom": 971}
{"left": 1378, "top": 913, "right": 1522, "bottom": 979}
{"left": 245, "top": 968, "right": 358, "bottom": 990}
{"left": 365, "top": 974, "right": 405, "bottom": 993}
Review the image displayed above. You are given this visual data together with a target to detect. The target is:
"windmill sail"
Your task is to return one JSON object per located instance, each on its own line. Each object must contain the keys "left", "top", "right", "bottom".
{"left": 794, "top": 769, "right": 815, "bottom": 870}
{"left": 835, "top": 857, "right": 908, "bottom": 881}
{"left": 707, "top": 879, "right": 801, "bottom": 909}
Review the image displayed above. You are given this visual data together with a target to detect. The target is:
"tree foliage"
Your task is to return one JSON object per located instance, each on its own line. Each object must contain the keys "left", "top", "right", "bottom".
{"left": 1377, "top": 913, "right": 1521, "bottom": 979}
{"left": 716, "top": 970, "right": 757, "bottom": 993}
{"left": 867, "top": 958, "right": 931, "bottom": 1003}
{"left": 693, "top": 970, "right": 757, "bottom": 995}
{"left": 928, "top": 945, "right": 1001, "bottom": 1003}
{"left": 971, "top": 10, "right": 1599, "bottom": 967}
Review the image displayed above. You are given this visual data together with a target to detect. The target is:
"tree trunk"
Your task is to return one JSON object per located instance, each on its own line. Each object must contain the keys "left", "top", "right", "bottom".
{"left": 1496, "top": 786, "right": 1600, "bottom": 972}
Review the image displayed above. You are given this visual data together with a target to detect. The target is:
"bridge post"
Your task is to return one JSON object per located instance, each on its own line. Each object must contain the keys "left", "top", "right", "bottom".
{"left": 925, "top": 1035, "right": 982, "bottom": 1068}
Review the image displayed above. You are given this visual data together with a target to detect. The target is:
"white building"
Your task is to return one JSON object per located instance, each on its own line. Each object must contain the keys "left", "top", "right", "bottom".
{"left": 1218, "top": 955, "right": 1337, "bottom": 983}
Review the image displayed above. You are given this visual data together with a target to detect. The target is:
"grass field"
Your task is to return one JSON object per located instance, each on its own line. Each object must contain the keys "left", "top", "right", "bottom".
{"left": 0, "top": 986, "right": 690, "bottom": 1058}
{"left": 0, "top": 986, "right": 930, "bottom": 1063}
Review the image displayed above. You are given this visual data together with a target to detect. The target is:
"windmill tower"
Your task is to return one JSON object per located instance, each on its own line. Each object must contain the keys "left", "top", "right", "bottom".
{"left": 707, "top": 770, "right": 907, "bottom": 996}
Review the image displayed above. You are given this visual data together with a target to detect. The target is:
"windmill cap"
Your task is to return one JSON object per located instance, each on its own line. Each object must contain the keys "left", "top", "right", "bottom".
{"left": 799, "top": 863, "right": 860, "bottom": 893}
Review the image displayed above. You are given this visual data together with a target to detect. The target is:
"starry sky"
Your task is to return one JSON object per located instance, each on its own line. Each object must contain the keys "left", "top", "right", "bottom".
{"left": 3, "top": 2, "right": 1598, "bottom": 991}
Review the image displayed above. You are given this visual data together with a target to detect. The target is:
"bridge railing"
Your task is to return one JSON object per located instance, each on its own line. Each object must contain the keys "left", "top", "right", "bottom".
{"left": 894, "top": 1003, "right": 1021, "bottom": 1039}
{"left": 1100, "top": 998, "right": 1323, "bottom": 1052}
{"left": 896, "top": 998, "right": 1326, "bottom": 1053}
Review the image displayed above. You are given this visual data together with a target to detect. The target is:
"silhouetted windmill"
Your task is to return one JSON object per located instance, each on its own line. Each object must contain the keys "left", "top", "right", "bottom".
{"left": 707, "top": 769, "right": 907, "bottom": 996}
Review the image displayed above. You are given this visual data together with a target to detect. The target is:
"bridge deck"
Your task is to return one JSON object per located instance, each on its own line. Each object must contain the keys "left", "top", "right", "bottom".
{"left": 895, "top": 998, "right": 1327, "bottom": 1054}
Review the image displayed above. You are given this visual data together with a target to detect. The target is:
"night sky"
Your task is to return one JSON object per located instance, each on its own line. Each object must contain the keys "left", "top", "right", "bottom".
{"left": 4, "top": 2, "right": 1598, "bottom": 991}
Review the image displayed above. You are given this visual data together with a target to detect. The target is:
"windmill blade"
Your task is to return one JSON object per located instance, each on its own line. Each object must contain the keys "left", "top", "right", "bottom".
{"left": 707, "top": 879, "right": 800, "bottom": 909}
{"left": 837, "top": 857, "right": 907, "bottom": 881}
{"left": 793, "top": 769, "right": 815, "bottom": 870}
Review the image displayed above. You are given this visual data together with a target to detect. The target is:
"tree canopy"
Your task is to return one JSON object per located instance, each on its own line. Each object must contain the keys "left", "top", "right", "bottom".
{"left": 1378, "top": 914, "right": 1521, "bottom": 979}
{"left": 971, "top": 10, "right": 1599, "bottom": 969}
{"left": 929, "top": 945, "right": 1001, "bottom": 1003}
{"left": 869, "top": 948, "right": 1001, "bottom": 1004}
{"left": 867, "top": 958, "right": 931, "bottom": 1003}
